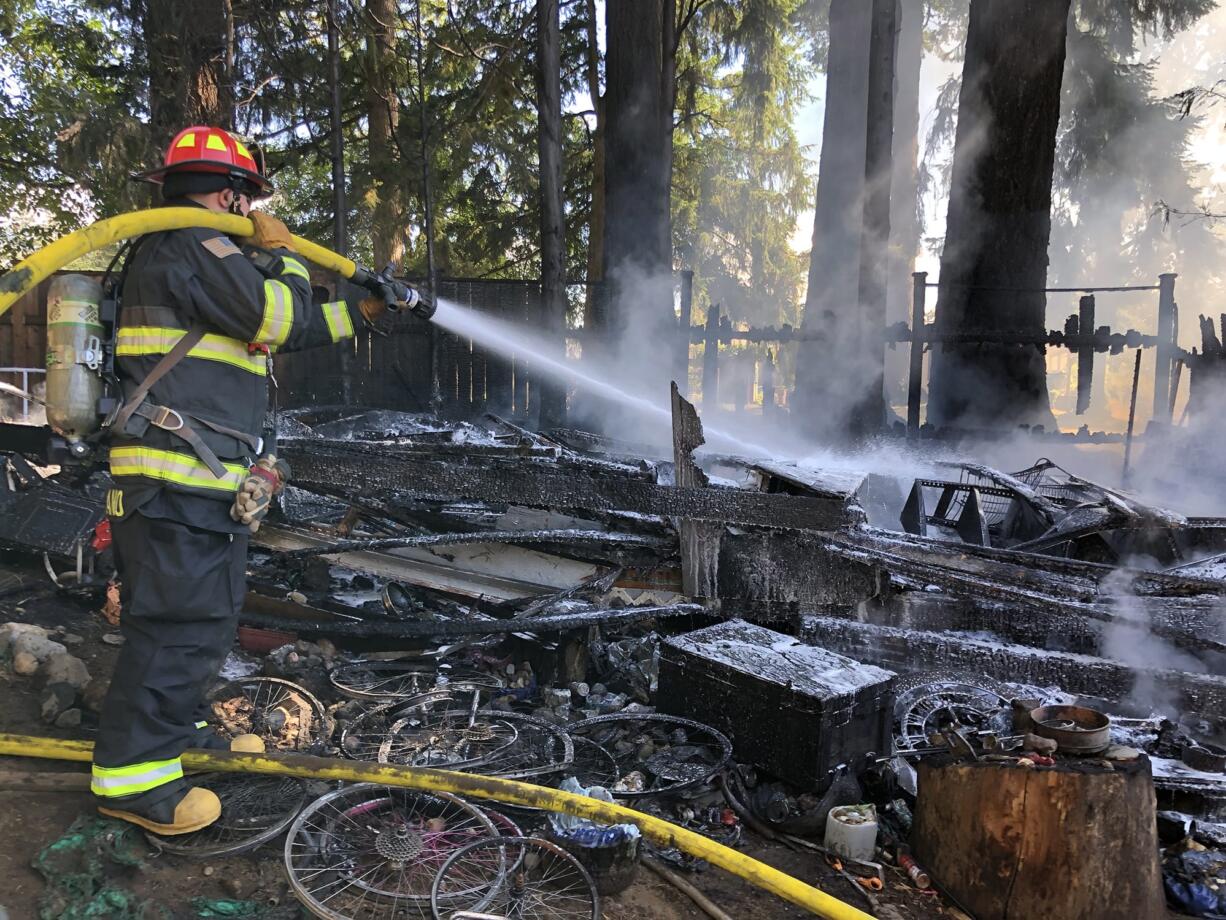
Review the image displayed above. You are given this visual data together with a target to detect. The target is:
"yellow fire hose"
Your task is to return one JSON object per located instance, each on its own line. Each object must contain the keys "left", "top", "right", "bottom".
{"left": 0, "top": 208, "right": 359, "bottom": 317}
{"left": 0, "top": 732, "right": 873, "bottom": 920}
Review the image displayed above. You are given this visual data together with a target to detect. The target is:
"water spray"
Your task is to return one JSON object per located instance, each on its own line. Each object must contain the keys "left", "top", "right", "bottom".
{"left": 429, "top": 296, "right": 773, "bottom": 457}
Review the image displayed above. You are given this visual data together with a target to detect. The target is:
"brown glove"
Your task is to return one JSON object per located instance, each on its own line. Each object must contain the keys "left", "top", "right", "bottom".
{"left": 245, "top": 211, "right": 295, "bottom": 252}
{"left": 359, "top": 296, "right": 388, "bottom": 325}
{"left": 230, "top": 455, "right": 291, "bottom": 533}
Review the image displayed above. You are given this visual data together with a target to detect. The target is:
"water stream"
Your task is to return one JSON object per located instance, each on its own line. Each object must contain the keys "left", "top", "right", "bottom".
{"left": 429, "top": 297, "right": 772, "bottom": 457}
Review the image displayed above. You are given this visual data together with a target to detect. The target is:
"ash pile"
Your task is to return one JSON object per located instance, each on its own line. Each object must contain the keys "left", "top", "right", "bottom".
{"left": 3, "top": 399, "right": 1226, "bottom": 918}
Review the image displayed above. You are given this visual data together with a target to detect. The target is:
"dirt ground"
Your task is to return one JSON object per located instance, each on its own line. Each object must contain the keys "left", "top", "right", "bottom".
{"left": 0, "top": 556, "right": 954, "bottom": 919}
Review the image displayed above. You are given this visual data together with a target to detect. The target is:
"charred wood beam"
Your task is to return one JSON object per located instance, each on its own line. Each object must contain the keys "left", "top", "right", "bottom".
{"left": 241, "top": 600, "right": 705, "bottom": 638}
{"left": 268, "top": 527, "right": 673, "bottom": 560}
{"left": 819, "top": 530, "right": 1226, "bottom": 654}
{"left": 800, "top": 614, "right": 1226, "bottom": 723}
{"left": 279, "top": 440, "right": 859, "bottom": 531}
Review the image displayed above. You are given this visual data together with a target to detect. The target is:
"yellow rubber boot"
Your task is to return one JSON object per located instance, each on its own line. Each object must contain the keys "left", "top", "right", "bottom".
{"left": 229, "top": 733, "right": 265, "bottom": 754}
{"left": 99, "top": 786, "right": 221, "bottom": 835}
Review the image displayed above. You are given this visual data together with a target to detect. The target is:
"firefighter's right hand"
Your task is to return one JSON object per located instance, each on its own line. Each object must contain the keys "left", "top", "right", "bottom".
{"left": 230, "top": 456, "right": 291, "bottom": 533}
{"left": 244, "top": 211, "right": 295, "bottom": 252}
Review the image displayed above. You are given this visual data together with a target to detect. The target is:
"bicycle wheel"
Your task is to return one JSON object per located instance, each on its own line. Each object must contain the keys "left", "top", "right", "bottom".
{"left": 430, "top": 836, "right": 600, "bottom": 920}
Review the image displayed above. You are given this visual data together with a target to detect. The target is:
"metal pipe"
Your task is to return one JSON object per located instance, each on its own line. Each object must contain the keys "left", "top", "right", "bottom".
{"left": 1123, "top": 348, "right": 1143, "bottom": 486}
{"left": 414, "top": 0, "right": 441, "bottom": 411}
{"left": 1076, "top": 294, "right": 1094, "bottom": 415}
{"left": 907, "top": 271, "right": 927, "bottom": 436}
{"left": 0, "top": 734, "right": 873, "bottom": 920}
{"left": 1153, "top": 273, "right": 1177, "bottom": 423}
{"left": 327, "top": 0, "right": 347, "bottom": 256}
{"left": 677, "top": 269, "right": 694, "bottom": 398}
{"left": 702, "top": 304, "right": 720, "bottom": 411}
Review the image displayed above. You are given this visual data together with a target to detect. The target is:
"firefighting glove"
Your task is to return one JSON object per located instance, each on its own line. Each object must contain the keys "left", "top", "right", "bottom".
{"left": 230, "top": 455, "right": 291, "bottom": 534}
{"left": 244, "top": 211, "right": 296, "bottom": 252}
{"left": 359, "top": 296, "right": 388, "bottom": 325}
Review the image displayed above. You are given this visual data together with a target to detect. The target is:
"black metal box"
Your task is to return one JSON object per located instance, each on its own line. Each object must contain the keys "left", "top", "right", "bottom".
{"left": 658, "top": 619, "right": 896, "bottom": 790}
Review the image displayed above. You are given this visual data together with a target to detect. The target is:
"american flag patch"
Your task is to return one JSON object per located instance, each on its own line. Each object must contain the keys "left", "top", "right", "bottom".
{"left": 201, "top": 236, "right": 242, "bottom": 259}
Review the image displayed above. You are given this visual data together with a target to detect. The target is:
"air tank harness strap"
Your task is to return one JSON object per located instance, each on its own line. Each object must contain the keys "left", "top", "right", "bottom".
{"left": 110, "top": 324, "right": 258, "bottom": 481}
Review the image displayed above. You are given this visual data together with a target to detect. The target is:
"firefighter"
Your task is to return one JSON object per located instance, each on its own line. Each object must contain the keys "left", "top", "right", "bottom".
{"left": 91, "top": 126, "right": 396, "bottom": 834}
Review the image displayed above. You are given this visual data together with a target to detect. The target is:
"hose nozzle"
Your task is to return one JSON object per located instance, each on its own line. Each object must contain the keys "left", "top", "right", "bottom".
{"left": 352, "top": 262, "right": 435, "bottom": 322}
{"left": 410, "top": 294, "right": 436, "bottom": 321}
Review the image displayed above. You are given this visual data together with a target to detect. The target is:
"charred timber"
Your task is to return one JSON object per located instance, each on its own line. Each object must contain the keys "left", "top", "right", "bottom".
{"left": 270, "top": 528, "right": 674, "bottom": 560}
{"left": 279, "top": 440, "right": 859, "bottom": 531}
{"left": 241, "top": 601, "right": 705, "bottom": 638}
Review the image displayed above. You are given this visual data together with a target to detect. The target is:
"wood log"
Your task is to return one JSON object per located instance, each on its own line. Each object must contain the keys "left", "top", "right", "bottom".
{"left": 913, "top": 756, "right": 1166, "bottom": 920}
{"left": 671, "top": 381, "right": 721, "bottom": 598}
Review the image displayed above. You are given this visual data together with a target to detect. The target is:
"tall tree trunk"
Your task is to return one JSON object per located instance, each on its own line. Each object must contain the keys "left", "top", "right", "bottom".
{"left": 603, "top": 0, "right": 672, "bottom": 354}
{"left": 366, "top": 0, "right": 404, "bottom": 268}
{"left": 536, "top": 0, "right": 566, "bottom": 426}
{"left": 927, "top": 0, "right": 1071, "bottom": 428}
{"left": 793, "top": 0, "right": 872, "bottom": 440}
{"left": 143, "top": 0, "right": 231, "bottom": 136}
{"left": 884, "top": 0, "right": 923, "bottom": 409}
{"left": 582, "top": 0, "right": 606, "bottom": 334}
{"left": 850, "top": 0, "right": 898, "bottom": 437}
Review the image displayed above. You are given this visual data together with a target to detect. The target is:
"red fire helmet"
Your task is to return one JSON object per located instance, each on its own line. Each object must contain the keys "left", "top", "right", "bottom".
{"left": 132, "top": 126, "right": 273, "bottom": 196}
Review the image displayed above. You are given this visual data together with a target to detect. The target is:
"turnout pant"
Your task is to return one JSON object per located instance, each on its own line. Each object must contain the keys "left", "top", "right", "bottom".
{"left": 91, "top": 512, "right": 248, "bottom": 806}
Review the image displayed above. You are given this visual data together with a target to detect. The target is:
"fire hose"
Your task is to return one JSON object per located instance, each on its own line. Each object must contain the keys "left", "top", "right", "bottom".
{"left": 0, "top": 207, "right": 434, "bottom": 319}
{"left": 0, "top": 732, "right": 873, "bottom": 920}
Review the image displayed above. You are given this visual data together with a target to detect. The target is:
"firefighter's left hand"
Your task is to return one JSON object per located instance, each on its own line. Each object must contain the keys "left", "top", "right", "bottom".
{"left": 244, "top": 211, "right": 295, "bottom": 252}
{"left": 230, "top": 455, "right": 291, "bottom": 533}
{"left": 358, "top": 296, "right": 387, "bottom": 325}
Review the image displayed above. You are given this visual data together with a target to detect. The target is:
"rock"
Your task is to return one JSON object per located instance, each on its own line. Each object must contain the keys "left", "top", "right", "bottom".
{"left": 203, "top": 866, "right": 215, "bottom": 877}
{"left": 82, "top": 676, "right": 110, "bottom": 714}
{"left": 41, "top": 682, "right": 77, "bottom": 723}
{"left": 545, "top": 688, "right": 572, "bottom": 709}
{"left": 59, "top": 633, "right": 84, "bottom": 646}
{"left": 316, "top": 638, "right": 337, "bottom": 660}
{"left": 42, "top": 652, "right": 91, "bottom": 690}
{"left": 101, "top": 633, "right": 124, "bottom": 646}
{"left": 9, "top": 627, "right": 67, "bottom": 664}
{"left": 221, "top": 878, "right": 244, "bottom": 899}
{"left": 54, "top": 708, "right": 82, "bottom": 729}
{"left": 1023, "top": 733, "right": 1058, "bottom": 755}
{"left": 596, "top": 692, "right": 629, "bottom": 714}
{"left": 287, "top": 591, "right": 307, "bottom": 605}
{"left": 12, "top": 651, "right": 38, "bottom": 676}
{"left": 1104, "top": 744, "right": 1142, "bottom": 762}
{"left": 590, "top": 683, "right": 607, "bottom": 696}
{"left": 0, "top": 622, "right": 47, "bottom": 656}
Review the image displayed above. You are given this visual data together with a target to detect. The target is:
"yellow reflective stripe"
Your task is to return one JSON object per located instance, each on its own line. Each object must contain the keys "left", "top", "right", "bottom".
{"left": 116, "top": 326, "right": 267, "bottom": 375}
{"left": 109, "top": 446, "right": 246, "bottom": 492}
{"left": 91, "top": 757, "right": 183, "bottom": 797}
{"left": 321, "top": 301, "right": 354, "bottom": 343}
{"left": 194, "top": 720, "right": 209, "bottom": 730}
{"left": 280, "top": 256, "right": 310, "bottom": 281}
{"left": 254, "top": 280, "right": 293, "bottom": 348}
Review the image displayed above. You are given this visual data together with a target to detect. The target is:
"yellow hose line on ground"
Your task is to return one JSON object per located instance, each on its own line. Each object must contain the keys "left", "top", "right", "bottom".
{"left": 0, "top": 208, "right": 358, "bottom": 317}
{"left": 0, "top": 732, "right": 872, "bottom": 920}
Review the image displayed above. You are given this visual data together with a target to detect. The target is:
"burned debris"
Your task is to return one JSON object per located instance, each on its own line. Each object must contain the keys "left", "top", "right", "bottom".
{"left": 1, "top": 398, "right": 1225, "bottom": 920}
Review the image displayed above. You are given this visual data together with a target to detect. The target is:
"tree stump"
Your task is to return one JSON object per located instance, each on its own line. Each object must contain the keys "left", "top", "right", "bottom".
{"left": 913, "top": 756, "right": 1166, "bottom": 920}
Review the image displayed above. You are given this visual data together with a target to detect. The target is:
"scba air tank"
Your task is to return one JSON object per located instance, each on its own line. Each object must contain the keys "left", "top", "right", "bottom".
{"left": 45, "top": 274, "right": 105, "bottom": 448}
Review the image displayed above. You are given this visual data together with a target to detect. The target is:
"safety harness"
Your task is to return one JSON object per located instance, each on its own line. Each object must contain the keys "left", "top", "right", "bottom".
{"left": 103, "top": 236, "right": 280, "bottom": 481}
{"left": 110, "top": 324, "right": 261, "bottom": 479}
